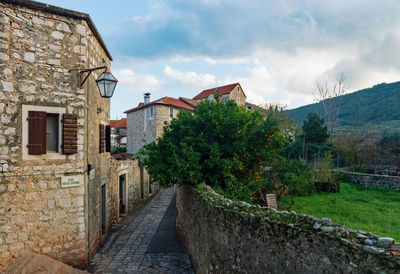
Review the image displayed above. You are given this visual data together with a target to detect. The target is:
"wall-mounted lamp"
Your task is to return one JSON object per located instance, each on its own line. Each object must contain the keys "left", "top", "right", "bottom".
{"left": 72, "top": 66, "right": 118, "bottom": 98}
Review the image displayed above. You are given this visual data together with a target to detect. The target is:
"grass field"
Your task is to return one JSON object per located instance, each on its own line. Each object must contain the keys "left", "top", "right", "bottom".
{"left": 278, "top": 183, "right": 400, "bottom": 241}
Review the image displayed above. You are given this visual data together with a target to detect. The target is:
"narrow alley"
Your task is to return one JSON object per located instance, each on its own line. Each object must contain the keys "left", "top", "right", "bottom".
{"left": 88, "top": 188, "right": 194, "bottom": 273}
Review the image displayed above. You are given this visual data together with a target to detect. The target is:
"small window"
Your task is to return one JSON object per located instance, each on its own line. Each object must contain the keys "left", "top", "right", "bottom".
{"left": 170, "top": 107, "right": 174, "bottom": 118}
{"left": 46, "top": 114, "right": 59, "bottom": 152}
{"left": 237, "top": 97, "right": 241, "bottom": 105}
{"left": 150, "top": 106, "right": 154, "bottom": 119}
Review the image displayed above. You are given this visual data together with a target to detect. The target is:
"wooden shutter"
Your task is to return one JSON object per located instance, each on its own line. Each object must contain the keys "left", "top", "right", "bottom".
{"left": 106, "top": 125, "right": 111, "bottom": 153}
{"left": 27, "top": 111, "right": 46, "bottom": 155}
{"left": 99, "top": 124, "right": 105, "bottom": 153}
{"left": 62, "top": 114, "right": 78, "bottom": 154}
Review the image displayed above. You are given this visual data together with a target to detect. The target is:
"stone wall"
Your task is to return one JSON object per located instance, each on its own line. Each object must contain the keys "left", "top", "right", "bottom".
{"left": 176, "top": 185, "right": 400, "bottom": 273}
{"left": 126, "top": 107, "right": 156, "bottom": 153}
{"left": 228, "top": 84, "right": 246, "bottom": 106}
{"left": 336, "top": 170, "right": 400, "bottom": 191}
{"left": 0, "top": 1, "right": 112, "bottom": 270}
{"left": 109, "top": 158, "right": 158, "bottom": 225}
{"left": 126, "top": 104, "right": 183, "bottom": 153}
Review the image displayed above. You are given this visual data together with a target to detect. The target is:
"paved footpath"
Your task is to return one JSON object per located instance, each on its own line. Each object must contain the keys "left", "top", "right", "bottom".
{"left": 88, "top": 187, "right": 194, "bottom": 273}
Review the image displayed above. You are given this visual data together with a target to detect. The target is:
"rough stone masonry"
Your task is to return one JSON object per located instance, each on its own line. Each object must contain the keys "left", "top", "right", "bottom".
{"left": 0, "top": 1, "right": 113, "bottom": 270}
{"left": 176, "top": 185, "right": 400, "bottom": 273}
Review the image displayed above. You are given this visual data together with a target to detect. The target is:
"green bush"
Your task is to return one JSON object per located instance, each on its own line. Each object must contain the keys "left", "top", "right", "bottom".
{"left": 312, "top": 151, "right": 333, "bottom": 183}
{"left": 112, "top": 146, "right": 127, "bottom": 154}
{"left": 280, "top": 159, "right": 314, "bottom": 208}
{"left": 139, "top": 97, "right": 286, "bottom": 202}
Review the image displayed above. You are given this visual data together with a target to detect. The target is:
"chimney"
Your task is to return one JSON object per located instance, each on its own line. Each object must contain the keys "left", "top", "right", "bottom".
{"left": 144, "top": 93, "right": 151, "bottom": 105}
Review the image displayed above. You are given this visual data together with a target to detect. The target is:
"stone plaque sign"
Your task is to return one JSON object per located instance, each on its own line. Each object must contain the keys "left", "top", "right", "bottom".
{"left": 61, "top": 175, "right": 82, "bottom": 188}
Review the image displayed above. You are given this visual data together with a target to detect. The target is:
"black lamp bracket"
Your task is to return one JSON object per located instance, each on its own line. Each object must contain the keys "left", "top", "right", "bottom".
{"left": 70, "top": 66, "right": 107, "bottom": 88}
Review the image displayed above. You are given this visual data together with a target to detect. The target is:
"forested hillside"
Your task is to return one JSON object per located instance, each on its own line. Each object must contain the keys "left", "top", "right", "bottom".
{"left": 288, "top": 81, "right": 400, "bottom": 127}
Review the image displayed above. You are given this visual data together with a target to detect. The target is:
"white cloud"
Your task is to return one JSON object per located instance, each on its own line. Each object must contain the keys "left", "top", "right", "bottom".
{"left": 105, "top": 0, "right": 400, "bottom": 115}
{"left": 163, "top": 65, "right": 216, "bottom": 89}
{"left": 113, "top": 69, "right": 164, "bottom": 92}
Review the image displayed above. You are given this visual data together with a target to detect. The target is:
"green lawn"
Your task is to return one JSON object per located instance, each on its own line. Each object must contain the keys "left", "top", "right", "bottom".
{"left": 278, "top": 183, "right": 400, "bottom": 241}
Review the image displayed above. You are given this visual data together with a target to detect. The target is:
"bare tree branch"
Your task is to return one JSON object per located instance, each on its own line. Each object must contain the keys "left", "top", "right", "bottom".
{"left": 314, "top": 74, "right": 346, "bottom": 142}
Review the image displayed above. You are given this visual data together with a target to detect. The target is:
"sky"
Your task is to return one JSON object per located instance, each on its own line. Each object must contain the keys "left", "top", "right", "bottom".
{"left": 40, "top": 0, "right": 400, "bottom": 119}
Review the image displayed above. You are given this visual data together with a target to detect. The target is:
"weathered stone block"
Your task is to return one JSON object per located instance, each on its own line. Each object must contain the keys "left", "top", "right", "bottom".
{"left": 1, "top": 81, "right": 13, "bottom": 92}
{"left": 24, "top": 52, "right": 35, "bottom": 62}
{"left": 56, "top": 22, "right": 70, "bottom": 32}
{"left": 51, "top": 31, "right": 64, "bottom": 40}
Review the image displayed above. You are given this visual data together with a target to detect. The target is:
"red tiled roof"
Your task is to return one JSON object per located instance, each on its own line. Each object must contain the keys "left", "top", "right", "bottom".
{"left": 124, "top": 97, "right": 194, "bottom": 113}
{"left": 193, "top": 83, "right": 239, "bottom": 100}
{"left": 179, "top": 97, "right": 200, "bottom": 108}
{"left": 110, "top": 118, "right": 127, "bottom": 128}
{"left": 111, "top": 153, "right": 132, "bottom": 160}
{"left": 245, "top": 102, "right": 259, "bottom": 108}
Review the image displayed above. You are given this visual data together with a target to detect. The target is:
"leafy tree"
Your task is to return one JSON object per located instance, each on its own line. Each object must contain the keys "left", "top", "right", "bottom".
{"left": 379, "top": 131, "right": 400, "bottom": 155}
{"left": 302, "top": 112, "right": 329, "bottom": 144}
{"left": 112, "top": 146, "right": 127, "bottom": 154}
{"left": 280, "top": 159, "right": 313, "bottom": 208}
{"left": 264, "top": 157, "right": 313, "bottom": 200}
{"left": 282, "top": 112, "right": 332, "bottom": 161}
{"left": 139, "top": 97, "right": 286, "bottom": 202}
{"left": 334, "top": 132, "right": 379, "bottom": 171}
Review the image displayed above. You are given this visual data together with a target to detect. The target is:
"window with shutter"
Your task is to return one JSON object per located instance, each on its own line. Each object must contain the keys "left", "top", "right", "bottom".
{"left": 62, "top": 114, "right": 78, "bottom": 154}
{"left": 106, "top": 125, "right": 111, "bottom": 152}
{"left": 27, "top": 111, "right": 46, "bottom": 155}
{"left": 99, "top": 124, "right": 105, "bottom": 153}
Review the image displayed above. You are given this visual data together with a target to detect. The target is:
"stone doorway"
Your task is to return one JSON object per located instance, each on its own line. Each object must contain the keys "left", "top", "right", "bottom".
{"left": 101, "top": 184, "right": 106, "bottom": 235}
{"left": 119, "top": 174, "right": 127, "bottom": 214}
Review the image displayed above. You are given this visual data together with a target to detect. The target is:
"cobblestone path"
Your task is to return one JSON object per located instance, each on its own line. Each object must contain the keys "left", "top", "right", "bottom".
{"left": 89, "top": 187, "right": 194, "bottom": 273}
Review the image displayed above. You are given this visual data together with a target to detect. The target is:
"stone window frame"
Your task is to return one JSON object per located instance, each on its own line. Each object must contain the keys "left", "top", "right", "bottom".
{"left": 169, "top": 106, "right": 174, "bottom": 119}
{"left": 22, "top": 105, "right": 66, "bottom": 160}
{"left": 149, "top": 106, "right": 154, "bottom": 120}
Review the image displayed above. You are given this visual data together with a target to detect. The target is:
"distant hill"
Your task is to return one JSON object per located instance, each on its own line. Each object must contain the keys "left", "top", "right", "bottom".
{"left": 287, "top": 81, "right": 400, "bottom": 128}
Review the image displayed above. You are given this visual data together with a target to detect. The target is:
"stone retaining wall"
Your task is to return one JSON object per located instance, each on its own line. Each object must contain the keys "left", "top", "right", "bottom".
{"left": 336, "top": 170, "right": 400, "bottom": 191}
{"left": 176, "top": 185, "right": 400, "bottom": 273}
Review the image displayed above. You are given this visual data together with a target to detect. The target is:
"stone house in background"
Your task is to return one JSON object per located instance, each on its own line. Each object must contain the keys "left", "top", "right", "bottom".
{"left": 193, "top": 82, "right": 247, "bottom": 106}
{"left": 110, "top": 118, "right": 127, "bottom": 149}
{"left": 125, "top": 94, "right": 196, "bottom": 153}
{"left": 0, "top": 0, "right": 122, "bottom": 270}
{"left": 125, "top": 83, "right": 253, "bottom": 153}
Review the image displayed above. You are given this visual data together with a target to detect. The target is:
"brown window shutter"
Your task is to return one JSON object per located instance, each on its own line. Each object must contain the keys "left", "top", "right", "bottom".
{"left": 27, "top": 111, "right": 46, "bottom": 154}
{"left": 99, "top": 124, "right": 105, "bottom": 153}
{"left": 106, "top": 125, "right": 111, "bottom": 152}
{"left": 62, "top": 114, "right": 78, "bottom": 154}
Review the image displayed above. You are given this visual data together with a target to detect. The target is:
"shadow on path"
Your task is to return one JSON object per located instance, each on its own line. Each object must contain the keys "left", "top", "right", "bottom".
{"left": 146, "top": 194, "right": 187, "bottom": 254}
{"left": 88, "top": 188, "right": 193, "bottom": 273}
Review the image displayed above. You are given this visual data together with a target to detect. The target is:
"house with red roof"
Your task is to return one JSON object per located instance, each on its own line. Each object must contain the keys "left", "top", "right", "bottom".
{"left": 124, "top": 93, "right": 195, "bottom": 153}
{"left": 110, "top": 118, "right": 127, "bottom": 148}
{"left": 124, "top": 83, "right": 257, "bottom": 153}
{"left": 193, "top": 82, "right": 247, "bottom": 106}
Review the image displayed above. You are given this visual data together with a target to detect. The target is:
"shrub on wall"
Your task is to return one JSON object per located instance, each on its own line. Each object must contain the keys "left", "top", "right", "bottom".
{"left": 139, "top": 96, "right": 286, "bottom": 201}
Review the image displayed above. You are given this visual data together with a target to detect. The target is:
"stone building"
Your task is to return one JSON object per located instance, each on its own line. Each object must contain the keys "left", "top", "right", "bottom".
{"left": 0, "top": 0, "right": 116, "bottom": 270}
{"left": 193, "top": 82, "right": 247, "bottom": 106}
{"left": 110, "top": 118, "right": 127, "bottom": 149}
{"left": 109, "top": 158, "right": 156, "bottom": 225}
{"left": 125, "top": 83, "right": 251, "bottom": 153}
{"left": 125, "top": 94, "right": 195, "bottom": 153}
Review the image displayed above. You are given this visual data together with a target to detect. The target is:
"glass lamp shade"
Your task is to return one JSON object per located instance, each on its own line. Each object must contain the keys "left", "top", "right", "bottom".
{"left": 96, "top": 70, "right": 118, "bottom": 98}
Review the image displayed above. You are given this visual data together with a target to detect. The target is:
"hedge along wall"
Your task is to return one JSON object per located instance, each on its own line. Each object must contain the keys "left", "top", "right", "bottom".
{"left": 335, "top": 170, "right": 400, "bottom": 191}
{"left": 176, "top": 185, "right": 400, "bottom": 274}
